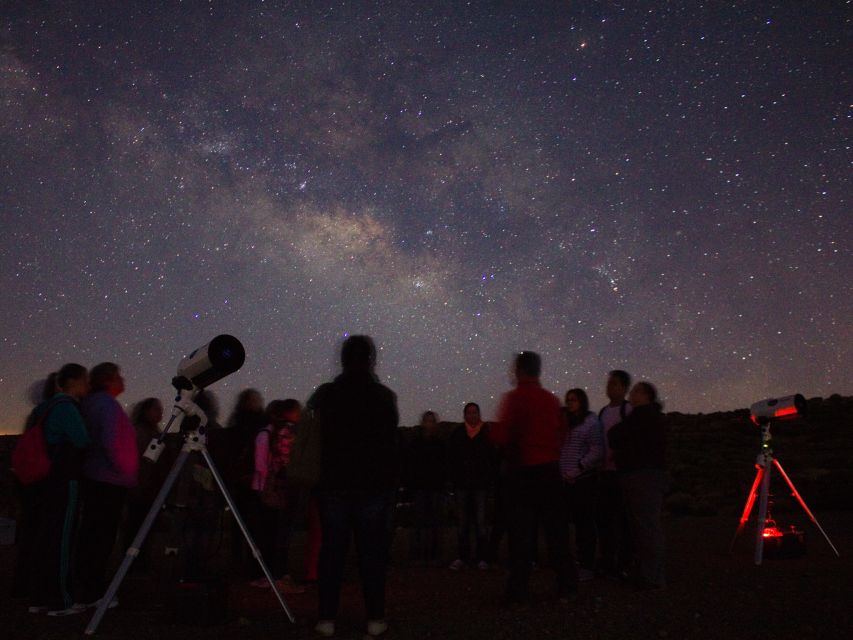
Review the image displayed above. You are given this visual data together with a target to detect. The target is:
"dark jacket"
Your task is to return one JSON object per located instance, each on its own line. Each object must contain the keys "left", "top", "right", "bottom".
{"left": 607, "top": 403, "right": 667, "bottom": 472}
{"left": 404, "top": 432, "right": 447, "bottom": 491}
{"left": 309, "top": 371, "right": 399, "bottom": 491}
{"left": 447, "top": 424, "right": 496, "bottom": 491}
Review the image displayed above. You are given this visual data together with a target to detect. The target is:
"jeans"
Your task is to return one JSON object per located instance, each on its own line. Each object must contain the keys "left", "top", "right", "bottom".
{"left": 318, "top": 489, "right": 391, "bottom": 620}
{"left": 505, "top": 463, "right": 575, "bottom": 601}
{"left": 564, "top": 473, "right": 599, "bottom": 571}
{"left": 597, "top": 470, "right": 631, "bottom": 574}
{"left": 455, "top": 489, "right": 487, "bottom": 563}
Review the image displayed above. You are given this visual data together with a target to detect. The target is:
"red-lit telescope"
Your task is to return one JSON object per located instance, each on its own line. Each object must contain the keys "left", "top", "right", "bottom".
{"left": 749, "top": 394, "right": 806, "bottom": 425}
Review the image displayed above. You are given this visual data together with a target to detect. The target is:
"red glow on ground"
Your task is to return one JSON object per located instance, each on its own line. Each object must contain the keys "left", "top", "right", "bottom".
{"left": 763, "top": 527, "right": 783, "bottom": 538}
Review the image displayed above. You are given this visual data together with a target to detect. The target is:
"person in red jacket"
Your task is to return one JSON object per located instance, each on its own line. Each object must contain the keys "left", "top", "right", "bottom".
{"left": 490, "top": 351, "right": 576, "bottom": 606}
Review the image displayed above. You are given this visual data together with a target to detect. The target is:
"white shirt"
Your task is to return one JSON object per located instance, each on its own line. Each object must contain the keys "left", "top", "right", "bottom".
{"left": 600, "top": 402, "right": 632, "bottom": 471}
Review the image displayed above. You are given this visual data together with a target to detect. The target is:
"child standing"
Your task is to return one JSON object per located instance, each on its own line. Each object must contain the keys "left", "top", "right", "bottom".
{"left": 251, "top": 399, "right": 305, "bottom": 594}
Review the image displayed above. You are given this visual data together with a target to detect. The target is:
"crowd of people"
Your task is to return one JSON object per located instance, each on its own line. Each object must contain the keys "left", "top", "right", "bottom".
{"left": 9, "top": 335, "right": 668, "bottom": 638}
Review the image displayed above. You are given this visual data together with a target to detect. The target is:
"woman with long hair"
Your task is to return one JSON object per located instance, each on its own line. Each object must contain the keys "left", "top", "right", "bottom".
{"left": 29, "top": 363, "right": 90, "bottom": 615}
{"left": 559, "top": 388, "right": 604, "bottom": 581}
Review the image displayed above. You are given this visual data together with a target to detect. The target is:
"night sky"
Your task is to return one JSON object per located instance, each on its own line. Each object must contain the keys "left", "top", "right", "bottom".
{"left": 1, "top": 1, "right": 850, "bottom": 434}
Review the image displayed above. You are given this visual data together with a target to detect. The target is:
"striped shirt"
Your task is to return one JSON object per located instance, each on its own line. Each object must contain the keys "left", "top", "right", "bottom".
{"left": 559, "top": 412, "right": 604, "bottom": 480}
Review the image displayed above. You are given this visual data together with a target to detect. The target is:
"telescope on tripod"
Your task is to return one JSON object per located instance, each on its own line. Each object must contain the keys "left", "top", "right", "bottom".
{"left": 85, "top": 335, "right": 295, "bottom": 635}
{"left": 730, "top": 394, "right": 840, "bottom": 564}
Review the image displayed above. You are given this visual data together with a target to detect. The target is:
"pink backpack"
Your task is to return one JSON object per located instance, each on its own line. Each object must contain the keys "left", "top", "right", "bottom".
{"left": 11, "top": 399, "right": 69, "bottom": 484}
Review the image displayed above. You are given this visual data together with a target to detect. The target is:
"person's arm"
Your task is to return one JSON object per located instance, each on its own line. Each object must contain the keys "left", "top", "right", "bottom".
{"left": 102, "top": 401, "right": 140, "bottom": 481}
{"left": 489, "top": 393, "right": 514, "bottom": 447}
{"left": 445, "top": 428, "right": 459, "bottom": 487}
{"left": 606, "top": 413, "right": 631, "bottom": 451}
{"left": 253, "top": 429, "right": 270, "bottom": 491}
{"left": 559, "top": 426, "right": 578, "bottom": 480}
{"left": 580, "top": 414, "right": 604, "bottom": 471}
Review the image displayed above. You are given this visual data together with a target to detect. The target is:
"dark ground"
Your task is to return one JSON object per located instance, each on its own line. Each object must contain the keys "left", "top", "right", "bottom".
{"left": 2, "top": 509, "right": 852, "bottom": 640}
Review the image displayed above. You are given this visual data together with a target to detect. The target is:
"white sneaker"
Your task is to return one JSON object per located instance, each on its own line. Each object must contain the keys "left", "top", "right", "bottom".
{"left": 27, "top": 605, "right": 48, "bottom": 614}
{"left": 47, "top": 603, "right": 87, "bottom": 617}
{"left": 367, "top": 619, "right": 388, "bottom": 636}
{"left": 477, "top": 561, "right": 489, "bottom": 570}
{"left": 315, "top": 620, "right": 335, "bottom": 637}
{"left": 449, "top": 558, "right": 464, "bottom": 571}
{"left": 249, "top": 578, "right": 271, "bottom": 588}
{"left": 578, "top": 568, "right": 595, "bottom": 582}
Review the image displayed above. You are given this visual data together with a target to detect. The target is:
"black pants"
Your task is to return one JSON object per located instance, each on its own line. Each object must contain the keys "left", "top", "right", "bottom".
{"left": 564, "top": 474, "right": 598, "bottom": 571}
{"left": 486, "top": 478, "right": 507, "bottom": 563}
{"left": 410, "top": 489, "right": 444, "bottom": 564}
{"left": 597, "top": 470, "right": 631, "bottom": 574}
{"left": 318, "top": 489, "right": 391, "bottom": 621}
{"left": 12, "top": 481, "right": 44, "bottom": 599}
{"left": 75, "top": 479, "right": 128, "bottom": 604}
{"left": 505, "top": 463, "right": 576, "bottom": 602}
{"left": 32, "top": 476, "right": 79, "bottom": 609}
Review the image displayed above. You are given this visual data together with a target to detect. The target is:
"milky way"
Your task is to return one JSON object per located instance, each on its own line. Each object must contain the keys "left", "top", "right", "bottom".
{"left": 1, "top": 1, "right": 850, "bottom": 432}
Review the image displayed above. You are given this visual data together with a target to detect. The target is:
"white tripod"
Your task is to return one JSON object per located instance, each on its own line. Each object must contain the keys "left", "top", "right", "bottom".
{"left": 730, "top": 421, "right": 840, "bottom": 565}
{"left": 85, "top": 381, "right": 295, "bottom": 635}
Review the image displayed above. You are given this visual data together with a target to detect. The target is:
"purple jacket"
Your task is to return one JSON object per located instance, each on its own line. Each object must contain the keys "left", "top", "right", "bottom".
{"left": 81, "top": 391, "right": 139, "bottom": 488}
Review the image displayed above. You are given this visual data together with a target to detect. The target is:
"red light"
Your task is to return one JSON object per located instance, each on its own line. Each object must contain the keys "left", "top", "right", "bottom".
{"left": 774, "top": 406, "right": 799, "bottom": 418}
{"left": 763, "top": 527, "right": 783, "bottom": 538}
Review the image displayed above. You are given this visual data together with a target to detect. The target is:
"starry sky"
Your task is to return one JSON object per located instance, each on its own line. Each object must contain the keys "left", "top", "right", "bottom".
{"left": 1, "top": 1, "right": 850, "bottom": 434}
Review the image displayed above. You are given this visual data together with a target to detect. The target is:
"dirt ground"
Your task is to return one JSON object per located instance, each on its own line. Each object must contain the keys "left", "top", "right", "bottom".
{"left": 2, "top": 510, "right": 851, "bottom": 640}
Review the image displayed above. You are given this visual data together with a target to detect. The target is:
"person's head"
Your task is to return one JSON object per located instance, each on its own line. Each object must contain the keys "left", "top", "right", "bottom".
{"left": 629, "top": 381, "right": 658, "bottom": 408}
{"left": 340, "top": 335, "right": 376, "bottom": 375}
{"left": 28, "top": 373, "right": 57, "bottom": 405}
{"left": 266, "top": 399, "right": 298, "bottom": 425}
{"left": 56, "top": 363, "right": 88, "bottom": 399}
{"left": 194, "top": 390, "right": 220, "bottom": 423}
{"left": 90, "top": 362, "right": 124, "bottom": 397}
{"left": 606, "top": 369, "right": 631, "bottom": 403}
{"left": 564, "top": 388, "right": 590, "bottom": 417}
{"left": 514, "top": 351, "right": 541, "bottom": 383}
{"left": 234, "top": 388, "right": 264, "bottom": 414}
{"left": 281, "top": 398, "right": 301, "bottom": 424}
{"left": 421, "top": 411, "right": 438, "bottom": 431}
{"left": 463, "top": 402, "right": 481, "bottom": 426}
{"left": 132, "top": 397, "right": 164, "bottom": 429}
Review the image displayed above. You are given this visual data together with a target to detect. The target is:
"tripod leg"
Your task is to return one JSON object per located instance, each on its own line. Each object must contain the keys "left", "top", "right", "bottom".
{"left": 754, "top": 461, "right": 773, "bottom": 565}
{"left": 731, "top": 466, "right": 763, "bottom": 552}
{"left": 773, "top": 459, "right": 840, "bottom": 557}
{"left": 199, "top": 447, "right": 295, "bottom": 622}
{"left": 85, "top": 448, "right": 192, "bottom": 635}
